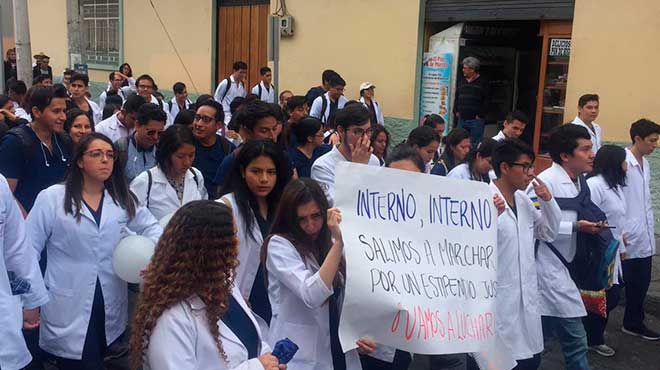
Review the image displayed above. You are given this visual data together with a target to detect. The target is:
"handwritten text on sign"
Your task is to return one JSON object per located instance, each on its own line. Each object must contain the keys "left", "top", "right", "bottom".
{"left": 336, "top": 162, "right": 498, "bottom": 355}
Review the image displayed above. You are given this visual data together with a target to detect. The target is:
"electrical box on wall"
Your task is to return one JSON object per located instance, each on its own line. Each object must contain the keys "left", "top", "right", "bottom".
{"left": 279, "top": 16, "right": 293, "bottom": 37}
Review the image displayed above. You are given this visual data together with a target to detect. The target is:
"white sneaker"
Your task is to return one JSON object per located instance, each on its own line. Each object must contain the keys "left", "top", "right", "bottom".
{"left": 589, "top": 344, "right": 615, "bottom": 357}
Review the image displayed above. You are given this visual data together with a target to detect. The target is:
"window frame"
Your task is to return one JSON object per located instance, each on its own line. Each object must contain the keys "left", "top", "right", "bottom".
{"left": 80, "top": 0, "right": 123, "bottom": 71}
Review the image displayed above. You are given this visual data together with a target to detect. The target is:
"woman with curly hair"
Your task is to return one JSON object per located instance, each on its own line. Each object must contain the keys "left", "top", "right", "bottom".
{"left": 264, "top": 178, "right": 376, "bottom": 370}
{"left": 130, "top": 200, "right": 284, "bottom": 370}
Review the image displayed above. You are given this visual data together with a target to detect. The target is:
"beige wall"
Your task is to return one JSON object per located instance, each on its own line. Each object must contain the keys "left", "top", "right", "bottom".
{"left": 567, "top": 0, "right": 660, "bottom": 142}
{"left": 123, "top": 0, "right": 213, "bottom": 94}
{"left": 272, "top": 0, "right": 422, "bottom": 119}
{"left": 27, "top": 0, "right": 68, "bottom": 79}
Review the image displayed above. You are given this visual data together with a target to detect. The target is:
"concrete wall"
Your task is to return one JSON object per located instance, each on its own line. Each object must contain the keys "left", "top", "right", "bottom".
{"left": 271, "top": 0, "right": 422, "bottom": 121}
{"left": 566, "top": 0, "right": 660, "bottom": 142}
{"left": 122, "top": 0, "right": 214, "bottom": 94}
{"left": 27, "top": 0, "right": 69, "bottom": 79}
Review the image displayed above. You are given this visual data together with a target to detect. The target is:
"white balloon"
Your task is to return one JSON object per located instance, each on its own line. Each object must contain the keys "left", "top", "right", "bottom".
{"left": 159, "top": 212, "right": 175, "bottom": 228}
{"left": 113, "top": 235, "right": 156, "bottom": 284}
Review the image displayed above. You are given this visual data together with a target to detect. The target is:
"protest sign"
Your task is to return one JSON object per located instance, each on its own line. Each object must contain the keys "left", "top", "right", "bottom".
{"left": 336, "top": 162, "right": 499, "bottom": 355}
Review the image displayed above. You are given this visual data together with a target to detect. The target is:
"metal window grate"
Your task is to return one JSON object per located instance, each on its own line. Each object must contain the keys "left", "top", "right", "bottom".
{"left": 81, "top": 0, "right": 121, "bottom": 66}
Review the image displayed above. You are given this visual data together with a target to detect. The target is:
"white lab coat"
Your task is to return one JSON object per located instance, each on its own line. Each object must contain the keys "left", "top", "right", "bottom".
{"left": 251, "top": 81, "right": 275, "bottom": 103}
{"left": 25, "top": 184, "right": 163, "bottom": 359}
{"left": 447, "top": 163, "right": 472, "bottom": 180}
{"left": 622, "top": 148, "right": 656, "bottom": 259}
{"left": 130, "top": 166, "right": 208, "bottom": 221}
{"left": 95, "top": 113, "right": 130, "bottom": 143}
{"left": 85, "top": 97, "right": 103, "bottom": 126}
{"left": 492, "top": 130, "right": 506, "bottom": 141}
{"left": 586, "top": 175, "right": 626, "bottom": 284}
{"left": 571, "top": 116, "right": 602, "bottom": 154}
{"left": 145, "top": 286, "right": 271, "bottom": 370}
{"left": 490, "top": 182, "right": 561, "bottom": 360}
{"left": 266, "top": 235, "right": 362, "bottom": 370}
{"left": 311, "top": 145, "right": 381, "bottom": 207}
{"left": 149, "top": 95, "right": 174, "bottom": 127}
{"left": 98, "top": 88, "right": 127, "bottom": 112}
{"left": 167, "top": 97, "right": 192, "bottom": 121}
{"left": 359, "top": 97, "right": 384, "bottom": 125}
{"left": 214, "top": 75, "right": 247, "bottom": 124}
{"left": 0, "top": 175, "right": 49, "bottom": 370}
{"left": 309, "top": 93, "right": 348, "bottom": 124}
{"left": 528, "top": 163, "right": 587, "bottom": 318}
{"left": 218, "top": 193, "right": 263, "bottom": 300}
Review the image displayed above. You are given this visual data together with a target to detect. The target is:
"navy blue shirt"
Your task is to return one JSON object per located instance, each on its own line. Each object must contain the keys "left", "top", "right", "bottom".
{"left": 289, "top": 144, "right": 332, "bottom": 178}
{"left": 193, "top": 135, "right": 235, "bottom": 199}
{"left": 221, "top": 295, "right": 260, "bottom": 359}
{"left": 0, "top": 125, "right": 71, "bottom": 211}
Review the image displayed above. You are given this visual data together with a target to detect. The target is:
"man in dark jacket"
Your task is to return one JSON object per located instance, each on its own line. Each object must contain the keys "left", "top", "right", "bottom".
{"left": 454, "top": 56, "right": 489, "bottom": 148}
{"left": 4, "top": 48, "right": 17, "bottom": 83}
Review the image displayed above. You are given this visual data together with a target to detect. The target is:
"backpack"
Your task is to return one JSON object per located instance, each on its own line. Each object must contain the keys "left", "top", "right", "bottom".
{"left": 535, "top": 175, "right": 619, "bottom": 291}
{"left": 116, "top": 136, "right": 130, "bottom": 167}
{"left": 305, "top": 86, "right": 325, "bottom": 107}
{"left": 4, "top": 125, "right": 72, "bottom": 165}
{"left": 319, "top": 95, "right": 328, "bottom": 124}
{"left": 219, "top": 77, "right": 243, "bottom": 103}
{"left": 218, "top": 135, "right": 233, "bottom": 156}
{"left": 144, "top": 167, "right": 200, "bottom": 208}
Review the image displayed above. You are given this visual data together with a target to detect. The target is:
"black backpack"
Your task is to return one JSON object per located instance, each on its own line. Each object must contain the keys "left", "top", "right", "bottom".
{"left": 535, "top": 175, "right": 619, "bottom": 291}
{"left": 3, "top": 125, "right": 72, "bottom": 165}
{"left": 218, "top": 77, "right": 243, "bottom": 103}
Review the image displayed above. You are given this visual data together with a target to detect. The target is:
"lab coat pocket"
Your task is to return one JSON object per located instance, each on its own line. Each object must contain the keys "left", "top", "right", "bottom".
{"left": 42, "top": 285, "right": 76, "bottom": 328}
{"left": 280, "top": 322, "right": 318, "bottom": 363}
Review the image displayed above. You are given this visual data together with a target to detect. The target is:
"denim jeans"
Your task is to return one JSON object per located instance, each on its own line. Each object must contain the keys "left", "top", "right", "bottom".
{"left": 457, "top": 118, "right": 484, "bottom": 148}
{"left": 542, "top": 316, "right": 590, "bottom": 370}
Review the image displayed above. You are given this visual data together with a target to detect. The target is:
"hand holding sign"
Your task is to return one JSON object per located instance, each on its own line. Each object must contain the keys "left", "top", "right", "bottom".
{"left": 356, "top": 338, "right": 377, "bottom": 355}
{"left": 532, "top": 175, "right": 552, "bottom": 201}
{"left": 492, "top": 194, "right": 505, "bottom": 215}
{"left": 327, "top": 207, "right": 343, "bottom": 243}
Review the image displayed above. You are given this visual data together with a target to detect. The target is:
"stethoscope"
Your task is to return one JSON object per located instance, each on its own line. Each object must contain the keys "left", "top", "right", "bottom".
{"left": 29, "top": 124, "right": 68, "bottom": 167}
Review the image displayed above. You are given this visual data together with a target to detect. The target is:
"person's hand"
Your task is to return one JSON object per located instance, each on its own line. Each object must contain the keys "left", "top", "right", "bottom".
{"left": 621, "top": 252, "right": 628, "bottom": 261}
{"left": 115, "top": 71, "right": 128, "bottom": 80}
{"left": 493, "top": 194, "right": 505, "bottom": 215}
{"left": 623, "top": 232, "right": 630, "bottom": 247}
{"left": 350, "top": 134, "right": 372, "bottom": 164}
{"left": 577, "top": 220, "right": 601, "bottom": 235}
{"left": 356, "top": 338, "right": 377, "bottom": 354}
{"left": 23, "top": 308, "right": 40, "bottom": 330}
{"left": 327, "top": 208, "right": 343, "bottom": 242}
{"left": 0, "top": 110, "right": 5, "bottom": 122}
{"left": 258, "top": 353, "right": 281, "bottom": 370}
{"left": 531, "top": 175, "right": 552, "bottom": 201}
{"left": 225, "top": 129, "right": 240, "bottom": 140}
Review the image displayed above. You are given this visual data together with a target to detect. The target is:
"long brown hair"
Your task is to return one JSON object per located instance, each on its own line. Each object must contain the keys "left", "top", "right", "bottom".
{"left": 129, "top": 201, "right": 238, "bottom": 369}
{"left": 262, "top": 178, "right": 344, "bottom": 288}
{"left": 64, "top": 133, "right": 137, "bottom": 221}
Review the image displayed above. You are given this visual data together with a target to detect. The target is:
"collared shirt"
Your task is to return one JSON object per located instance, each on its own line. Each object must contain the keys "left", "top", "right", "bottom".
{"left": 571, "top": 116, "right": 602, "bottom": 153}
{"left": 310, "top": 145, "right": 381, "bottom": 206}
{"left": 123, "top": 135, "right": 157, "bottom": 183}
{"left": 214, "top": 75, "right": 247, "bottom": 124}
{"left": 251, "top": 81, "right": 275, "bottom": 103}
{"left": 622, "top": 147, "right": 655, "bottom": 259}
{"left": 96, "top": 113, "right": 130, "bottom": 143}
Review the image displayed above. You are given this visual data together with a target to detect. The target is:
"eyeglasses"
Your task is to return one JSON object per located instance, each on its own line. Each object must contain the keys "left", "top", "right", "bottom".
{"left": 194, "top": 115, "right": 215, "bottom": 124}
{"left": 350, "top": 127, "right": 369, "bottom": 136}
{"left": 84, "top": 149, "right": 117, "bottom": 161}
{"left": 137, "top": 84, "right": 154, "bottom": 90}
{"left": 510, "top": 162, "right": 534, "bottom": 172}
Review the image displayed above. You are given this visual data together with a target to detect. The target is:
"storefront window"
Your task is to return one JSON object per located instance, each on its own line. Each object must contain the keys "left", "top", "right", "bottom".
{"left": 538, "top": 38, "right": 571, "bottom": 153}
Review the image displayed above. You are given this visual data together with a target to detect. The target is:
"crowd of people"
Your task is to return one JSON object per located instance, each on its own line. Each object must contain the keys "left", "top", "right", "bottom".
{"left": 0, "top": 54, "right": 659, "bottom": 370}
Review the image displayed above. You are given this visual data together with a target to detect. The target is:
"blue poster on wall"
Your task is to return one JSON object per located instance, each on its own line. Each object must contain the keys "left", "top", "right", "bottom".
{"left": 420, "top": 52, "right": 453, "bottom": 125}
